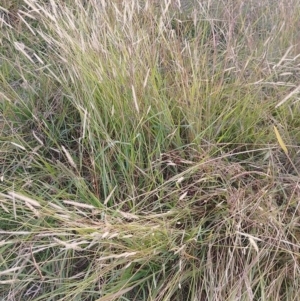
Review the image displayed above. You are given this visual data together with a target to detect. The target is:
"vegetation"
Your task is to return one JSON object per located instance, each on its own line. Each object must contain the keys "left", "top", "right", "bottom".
{"left": 1, "top": 0, "right": 300, "bottom": 300}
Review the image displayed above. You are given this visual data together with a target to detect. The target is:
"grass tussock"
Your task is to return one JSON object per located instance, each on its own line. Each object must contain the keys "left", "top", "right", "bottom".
{"left": 1, "top": 0, "right": 300, "bottom": 300}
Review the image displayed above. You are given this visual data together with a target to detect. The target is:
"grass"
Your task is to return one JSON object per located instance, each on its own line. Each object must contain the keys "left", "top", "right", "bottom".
{"left": 0, "top": 0, "right": 300, "bottom": 300}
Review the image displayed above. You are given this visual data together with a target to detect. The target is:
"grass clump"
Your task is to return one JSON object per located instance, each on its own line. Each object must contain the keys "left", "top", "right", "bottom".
{"left": 1, "top": 0, "right": 300, "bottom": 300}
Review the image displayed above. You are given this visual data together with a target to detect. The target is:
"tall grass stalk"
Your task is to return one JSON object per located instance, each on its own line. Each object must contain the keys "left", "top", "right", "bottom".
{"left": 1, "top": 0, "right": 300, "bottom": 300}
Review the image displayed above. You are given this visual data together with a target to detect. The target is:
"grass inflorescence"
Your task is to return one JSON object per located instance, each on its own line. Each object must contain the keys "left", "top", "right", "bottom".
{"left": 1, "top": 0, "right": 300, "bottom": 300}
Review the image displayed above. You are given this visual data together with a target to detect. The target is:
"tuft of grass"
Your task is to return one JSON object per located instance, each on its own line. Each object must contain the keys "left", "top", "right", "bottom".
{"left": 1, "top": 0, "right": 300, "bottom": 300}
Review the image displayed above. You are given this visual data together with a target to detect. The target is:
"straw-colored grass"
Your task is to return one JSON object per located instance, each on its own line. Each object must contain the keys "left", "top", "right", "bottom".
{"left": 1, "top": 0, "right": 300, "bottom": 300}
